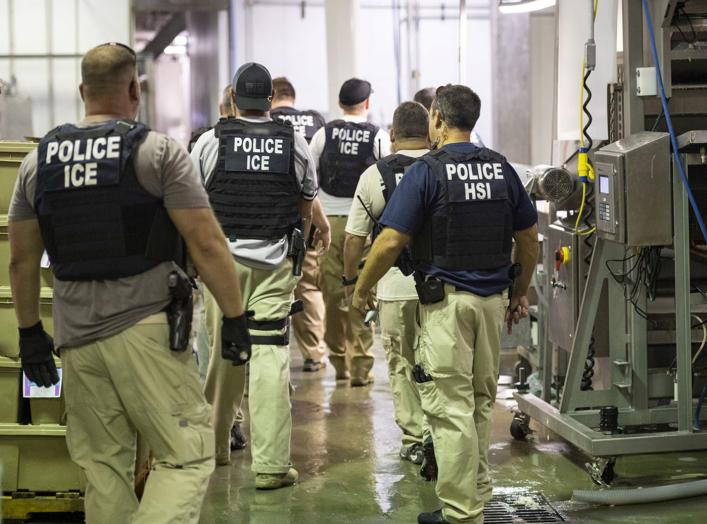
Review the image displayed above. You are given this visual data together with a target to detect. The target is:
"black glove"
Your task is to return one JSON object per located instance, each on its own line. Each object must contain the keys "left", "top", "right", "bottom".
{"left": 222, "top": 314, "right": 252, "bottom": 366}
{"left": 19, "top": 321, "right": 60, "bottom": 388}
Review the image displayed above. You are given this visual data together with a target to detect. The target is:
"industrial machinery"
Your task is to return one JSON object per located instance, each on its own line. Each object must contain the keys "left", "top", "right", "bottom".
{"left": 513, "top": 0, "right": 707, "bottom": 486}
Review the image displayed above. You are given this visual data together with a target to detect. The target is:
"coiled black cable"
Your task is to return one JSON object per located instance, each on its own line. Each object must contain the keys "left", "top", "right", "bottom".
{"left": 582, "top": 70, "right": 594, "bottom": 151}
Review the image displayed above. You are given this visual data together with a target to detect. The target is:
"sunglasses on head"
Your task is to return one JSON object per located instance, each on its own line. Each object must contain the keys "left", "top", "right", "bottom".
{"left": 98, "top": 42, "right": 137, "bottom": 61}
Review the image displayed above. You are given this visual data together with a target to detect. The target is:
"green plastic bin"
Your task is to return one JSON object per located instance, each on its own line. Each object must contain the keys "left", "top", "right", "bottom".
{"left": 0, "top": 423, "right": 83, "bottom": 493}
{"left": 0, "top": 357, "right": 21, "bottom": 423}
{"left": 0, "top": 141, "right": 36, "bottom": 216}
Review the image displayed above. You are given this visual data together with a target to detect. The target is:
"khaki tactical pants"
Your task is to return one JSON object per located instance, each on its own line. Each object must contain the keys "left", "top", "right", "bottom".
{"left": 203, "top": 259, "right": 298, "bottom": 472}
{"left": 63, "top": 318, "right": 215, "bottom": 524}
{"left": 416, "top": 285, "right": 507, "bottom": 524}
{"left": 319, "top": 216, "right": 374, "bottom": 380}
{"left": 292, "top": 249, "right": 326, "bottom": 362}
{"left": 379, "top": 299, "right": 424, "bottom": 447}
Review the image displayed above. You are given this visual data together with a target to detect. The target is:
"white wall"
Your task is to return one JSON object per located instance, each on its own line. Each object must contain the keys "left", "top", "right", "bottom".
{"left": 0, "top": 0, "right": 131, "bottom": 137}
{"left": 556, "top": 0, "right": 618, "bottom": 142}
{"left": 529, "top": 12, "right": 555, "bottom": 165}
{"left": 231, "top": 0, "right": 493, "bottom": 142}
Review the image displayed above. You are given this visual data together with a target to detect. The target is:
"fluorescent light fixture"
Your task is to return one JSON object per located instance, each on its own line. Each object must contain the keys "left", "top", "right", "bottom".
{"left": 498, "top": 0, "right": 556, "bottom": 13}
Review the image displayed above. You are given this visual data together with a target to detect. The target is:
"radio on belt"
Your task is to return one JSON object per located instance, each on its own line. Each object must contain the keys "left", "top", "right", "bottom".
{"left": 593, "top": 132, "right": 672, "bottom": 246}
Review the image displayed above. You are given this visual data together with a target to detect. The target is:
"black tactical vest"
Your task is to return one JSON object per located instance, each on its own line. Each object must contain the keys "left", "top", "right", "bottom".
{"left": 411, "top": 147, "right": 514, "bottom": 271}
{"left": 35, "top": 120, "right": 182, "bottom": 282}
{"left": 270, "top": 107, "right": 325, "bottom": 143}
{"left": 319, "top": 119, "right": 379, "bottom": 197}
{"left": 374, "top": 153, "right": 418, "bottom": 276}
{"left": 208, "top": 118, "right": 300, "bottom": 241}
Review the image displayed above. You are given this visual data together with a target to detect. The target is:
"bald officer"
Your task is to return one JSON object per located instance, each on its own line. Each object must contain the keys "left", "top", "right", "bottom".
{"left": 309, "top": 78, "right": 391, "bottom": 386}
{"left": 9, "top": 43, "right": 250, "bottom": 524}
{"left": 270, "top": 77, "right": 331, "bottom": 372}
{"left": 343, "top": 101, "right": 429, "bottom": 463}
{"left": 353, "top": 85, "right": 539, "bottom": 524}
{"left": 191, "top": 63, "right": 318, "bottom": 488}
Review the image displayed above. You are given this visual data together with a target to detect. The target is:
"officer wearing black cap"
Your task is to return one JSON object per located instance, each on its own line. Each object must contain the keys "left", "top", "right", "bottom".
{"left": 191, "top": 62, "right": 319, "bottom": 489}
{"left": 308, "top": 78, "right": 391, "bottom": 386}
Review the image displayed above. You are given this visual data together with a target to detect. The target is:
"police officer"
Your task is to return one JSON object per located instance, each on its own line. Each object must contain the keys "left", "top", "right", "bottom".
{"left": 414, "top": 87, "right": 484, "bottom": 148}
{"left": 309, "top": 78, "right": 391, "bottom": 385}
{"left": 343, "top": 101, "right": 429, "bottom": 463}
{"left": 189, "top": 84, "right": 249, "bottom": 453}
{"left": 270, "top": 77, "right": 326, "bottom": 143}
{"left": 270, "top": 77, "right": 331, "bottom": 372}
{"left": 352, "top": 85, "right": 539, "bottom": 524}
{"left": 8, "top": 43, "right": 251, "bottom": 524}
{"left": 191, "top": 62, "right": 319, "bottom": 488}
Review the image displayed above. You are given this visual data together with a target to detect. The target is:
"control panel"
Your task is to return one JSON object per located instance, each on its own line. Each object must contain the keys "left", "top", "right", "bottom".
{"left": 593, "top": 132, "right": 672, "bottom": 246}
{"left": 595, "top": 161, "right": 619, "bottom": 239}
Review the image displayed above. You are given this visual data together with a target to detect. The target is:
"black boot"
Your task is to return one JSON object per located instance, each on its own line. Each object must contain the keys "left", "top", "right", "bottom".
{"left": 417, "top": 509, "right": 448, "bottom": 523}
{"left": 419, "top": 436, "right": 438, "bottom": 481}
{"left": 230, "top": 422, "right": 247, "bottom": 450}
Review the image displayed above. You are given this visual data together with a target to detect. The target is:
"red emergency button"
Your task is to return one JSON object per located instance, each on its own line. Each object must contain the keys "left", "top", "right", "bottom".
{"left": 554, "top": 247, "right": 571, "bottom": 271}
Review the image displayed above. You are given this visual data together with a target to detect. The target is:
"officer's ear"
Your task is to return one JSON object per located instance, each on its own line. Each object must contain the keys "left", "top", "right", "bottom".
{"left": 364, "top": 98, "right": 370, "bottom": 110}
{"left": 79, "top": 83, "right": 86, "bottom": 102}
{"left": 128, "top": 77, "right": 140, "bottom": 104}
{"left": 389, "top": 127, "right": 396, "bottom": 144}
{"left": 432, "top": 108, "right": 444, "bottom": 130}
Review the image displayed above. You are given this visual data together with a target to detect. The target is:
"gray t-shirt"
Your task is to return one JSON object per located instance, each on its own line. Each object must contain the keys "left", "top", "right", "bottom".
{"left": 8, "top": 121, "right": 211, "bottom": 349}
{"left": 190, "top": 116, "right": 318, "bottom": 270}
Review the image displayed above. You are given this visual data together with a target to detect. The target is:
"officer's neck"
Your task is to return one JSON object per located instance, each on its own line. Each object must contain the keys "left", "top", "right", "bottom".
{"left": 439, "top": 129, "right": 472, "bottom": 148}
{"left": 83, "top": 112, "right": 131, "bottom": 123}
{"left": 271, "top": 99, "right": 295, "bottom": 110}
{"left": 342, "top": 109, "right": 367, "bottom": 119}
{"left": 393, "top": 138, "right": 428, "bottom": 152}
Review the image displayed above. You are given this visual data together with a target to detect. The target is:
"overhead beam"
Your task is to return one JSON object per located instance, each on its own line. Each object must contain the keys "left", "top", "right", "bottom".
{"left": 139, "top": 12, "right": 187, "bottom": 59}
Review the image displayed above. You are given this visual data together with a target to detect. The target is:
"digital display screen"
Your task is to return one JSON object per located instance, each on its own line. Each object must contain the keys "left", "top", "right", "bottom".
{"left": 599, "top": 176, "right": 610, "bottom": 194}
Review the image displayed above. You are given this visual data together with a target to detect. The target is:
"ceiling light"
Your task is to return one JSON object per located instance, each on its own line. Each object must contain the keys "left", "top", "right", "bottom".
{"left": 498, "top": 0, "right": 556, "bottom": 14}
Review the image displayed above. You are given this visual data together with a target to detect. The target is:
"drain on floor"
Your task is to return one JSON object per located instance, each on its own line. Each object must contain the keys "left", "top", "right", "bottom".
{"left": 484, "top": 489, "right": 565, "bottom": 523}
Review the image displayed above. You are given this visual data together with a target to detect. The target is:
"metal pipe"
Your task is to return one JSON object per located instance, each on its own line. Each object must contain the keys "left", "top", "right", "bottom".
{"left": 46, "top": 0, "right": 55, "bottom": 127}
{"left": 573, "top": 479, "right": 707, "bottom": 506}
{"left": 8, "top": 0, "right": 15, "bottom": 78}
{"left": 458, "top": 0, "right": 467, "bottom": 84}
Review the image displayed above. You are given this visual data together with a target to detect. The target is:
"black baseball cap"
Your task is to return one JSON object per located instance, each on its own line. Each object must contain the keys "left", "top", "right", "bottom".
{"left": 339, "top": 78, "right": 373, "bottom": 106}
{"left": 232, "top": 62, "right": 273, "bottom": 111}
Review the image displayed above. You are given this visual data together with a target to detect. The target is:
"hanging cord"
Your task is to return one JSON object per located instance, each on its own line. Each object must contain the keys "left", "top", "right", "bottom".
{"left": 579, "top": 0, "right": 598, "bottom": 391}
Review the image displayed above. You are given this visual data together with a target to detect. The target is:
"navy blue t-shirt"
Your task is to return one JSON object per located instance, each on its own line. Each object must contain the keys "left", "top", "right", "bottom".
{"left": 379, "top": 142, "right": 537, "bottom": 296}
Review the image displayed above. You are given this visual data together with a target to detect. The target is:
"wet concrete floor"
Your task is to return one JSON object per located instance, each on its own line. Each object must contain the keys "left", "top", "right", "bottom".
{"left": 199, "top": 342, "right": 707, "bottom": 524}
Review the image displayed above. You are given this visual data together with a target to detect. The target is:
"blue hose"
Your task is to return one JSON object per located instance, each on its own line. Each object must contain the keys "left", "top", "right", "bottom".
{"left": 642, "top": 0, "right": 707, "bottom": 246}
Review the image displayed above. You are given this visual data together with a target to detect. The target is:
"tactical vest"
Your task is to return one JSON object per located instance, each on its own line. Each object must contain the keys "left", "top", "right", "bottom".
{"left": 319, "top": 120, "right": 379, "bottom": 197}
{"left": 35, "top": 120, "right": 182, "bottom": 282}
{"left": 411, "top": 147, "right": 514, "bottom": 272}
{"left": 208, "top": 118, "right": 300, "bottom": 241}
{"left": 270, "top": 107, "right": 325, "bottom": 143}
{"left": 374, "top": 153, "right": 418, "bottom": 276}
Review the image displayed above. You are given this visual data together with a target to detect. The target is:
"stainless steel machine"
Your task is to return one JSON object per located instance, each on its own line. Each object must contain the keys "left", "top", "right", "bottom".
{"left": 513, "top": 0, "right": 707, "bottom": 485}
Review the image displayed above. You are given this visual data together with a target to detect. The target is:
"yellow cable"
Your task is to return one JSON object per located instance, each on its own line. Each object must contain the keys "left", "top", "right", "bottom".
{"left": 578, "top": 227, "right": 596, "bottom": 236}
{"left": 575, "top": 182, "right": 587, "bottom": 233}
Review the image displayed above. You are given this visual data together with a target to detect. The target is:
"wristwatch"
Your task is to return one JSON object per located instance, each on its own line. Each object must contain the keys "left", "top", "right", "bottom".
{"left": 341, "top": 275, "right": 358, "bottom": 286}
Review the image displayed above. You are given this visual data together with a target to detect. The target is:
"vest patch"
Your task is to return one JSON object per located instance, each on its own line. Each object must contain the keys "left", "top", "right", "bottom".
{"left": 42, "top": 136, "right": 122, "bottom": 190}
{"left": 225, "top": 135, "right": 291, "bottom": 173}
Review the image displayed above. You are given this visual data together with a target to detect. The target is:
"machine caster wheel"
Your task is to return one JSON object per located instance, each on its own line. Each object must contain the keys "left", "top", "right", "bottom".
{"left": 510, "top": 412, "right": 532, "bottom": 441}
{"left": 587, "top": 457, "right": 617, "bottom": 486}
{"left": 513, "top": 358, "right": 532, "bottom": 384}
